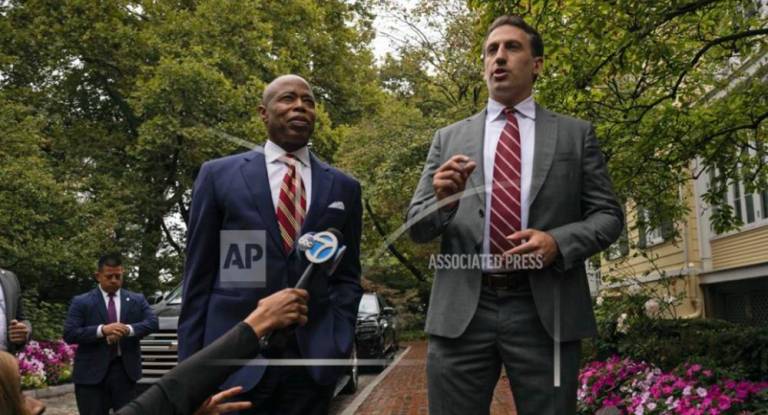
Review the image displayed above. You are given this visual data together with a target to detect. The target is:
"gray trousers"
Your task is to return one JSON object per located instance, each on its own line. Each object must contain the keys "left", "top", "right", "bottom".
{"left": 427, "top": 287, "right": 581, "bottom": 415}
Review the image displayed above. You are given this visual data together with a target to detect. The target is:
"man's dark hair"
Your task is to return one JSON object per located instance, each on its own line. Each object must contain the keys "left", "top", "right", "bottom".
{"left": 98, "top": 253, "right": 123, "bottom": 270}
{"left": 484, "top": 15, "right": 544, "bottom": 58}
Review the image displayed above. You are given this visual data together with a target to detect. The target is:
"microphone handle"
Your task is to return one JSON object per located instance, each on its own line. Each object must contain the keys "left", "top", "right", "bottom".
{"left": 259, "top": 262, "right": 315, "bottom": 351}
{"left": 294, "top": 262, "right": 315, "bottom": 290}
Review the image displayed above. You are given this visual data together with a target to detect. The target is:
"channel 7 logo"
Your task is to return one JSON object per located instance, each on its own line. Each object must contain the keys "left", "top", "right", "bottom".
{"left": 219, "top": 230, "right": 267, "bottom": 288}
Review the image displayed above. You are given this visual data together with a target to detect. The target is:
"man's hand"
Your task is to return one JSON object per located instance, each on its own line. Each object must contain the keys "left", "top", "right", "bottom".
{"left": 193, "top": 386, "right": 252, "bottom": 415}
{"left": 102, "top": 322, "right": 130, "bottom": 339}
{"left": 432, "top": 155, "right": 477, "bottom": 210}
{"left": 8, "top": 320, "right": 29, "bottom": 344}
{"left": 504, "top": 229, "right": 560, "bottom": 268}
{"left": 245, "top": 288, "right": 309, "bottom": 338}
{"left": 106, "top": 334, "right": 121, "bottom": 345}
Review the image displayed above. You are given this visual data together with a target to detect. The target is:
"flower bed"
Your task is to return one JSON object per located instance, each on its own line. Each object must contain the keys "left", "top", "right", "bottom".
{"left": 17, "top": 340, "right": 77, "bottom": 389}
{"left": 578, "top": 356, "right": 768, "bottom": 414}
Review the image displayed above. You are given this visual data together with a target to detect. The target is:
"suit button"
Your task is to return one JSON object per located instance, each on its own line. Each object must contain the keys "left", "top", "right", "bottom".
{"left": 479, "top": 209, "right": 484, "bottom": 218}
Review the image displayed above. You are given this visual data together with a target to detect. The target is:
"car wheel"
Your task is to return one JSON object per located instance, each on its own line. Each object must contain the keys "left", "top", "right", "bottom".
{"left": 393, "top": 331, "right": 399, "bottom": 352}
{"left": 341, "top": 342, "right": 359, "bottom": 394}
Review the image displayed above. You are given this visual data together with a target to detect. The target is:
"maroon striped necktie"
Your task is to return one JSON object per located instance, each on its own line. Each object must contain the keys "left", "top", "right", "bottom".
{"left": 276, "top": 154, "right": 306, "bottom": 253}
{"left": 489, "top": 108, "right": 522, "bottom": 255}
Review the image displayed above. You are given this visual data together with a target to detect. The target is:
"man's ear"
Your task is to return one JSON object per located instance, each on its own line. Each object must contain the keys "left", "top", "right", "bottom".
{"left": 533, "top": 56, "right": 544, "bottom": 76}
{"left": 258, "top": 105, "right": 268, "bottom": 123}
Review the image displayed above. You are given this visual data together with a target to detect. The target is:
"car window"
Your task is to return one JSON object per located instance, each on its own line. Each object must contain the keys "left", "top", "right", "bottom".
{"left": 166, "top": 285, "right": 182, "bottom": 305}
{"left": 358, "top": 294, "right": 379, "bottom": 314}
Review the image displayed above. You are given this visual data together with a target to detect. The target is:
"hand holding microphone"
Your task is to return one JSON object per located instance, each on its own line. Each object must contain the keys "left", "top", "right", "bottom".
{"left": 259, "top": 228, "right": 346, "bottom": 351}
{"left": 245, "top": 288, "right": 309, "bottom": 338}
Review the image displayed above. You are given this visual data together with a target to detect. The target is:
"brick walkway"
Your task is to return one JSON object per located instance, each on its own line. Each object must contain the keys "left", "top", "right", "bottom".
{"left": 355, "top": 341, "right": 516, "bottom": 415}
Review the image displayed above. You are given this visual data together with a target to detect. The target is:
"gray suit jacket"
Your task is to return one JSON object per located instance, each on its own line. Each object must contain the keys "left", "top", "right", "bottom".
{"left": 407, "top": 105, "right": 623, "bottom": 342}
{"left": 0, "top": 268, "right": 32, "bottom": 353}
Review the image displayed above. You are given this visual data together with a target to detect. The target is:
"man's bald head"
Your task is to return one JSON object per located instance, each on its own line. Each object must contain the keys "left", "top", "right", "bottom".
{"left": 259, "top": 74, "right": 317, "bottom": 152}
{"left": 262, "top": 75, "right": 313, "bottom": 105}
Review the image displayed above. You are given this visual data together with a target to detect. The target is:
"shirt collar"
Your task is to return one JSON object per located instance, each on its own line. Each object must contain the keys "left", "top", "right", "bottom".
{"left": 265, "top": 140, "right": 310, "bottom": 167}
{"left": 486, "top": 95, "right": 536, "bottom": 122}
{"left": 98, "top": 286, "right": 120, "bottom": 299}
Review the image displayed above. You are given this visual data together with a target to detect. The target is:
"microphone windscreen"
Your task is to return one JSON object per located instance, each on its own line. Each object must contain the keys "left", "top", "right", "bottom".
{"left": 326, "top": 227, "right": 343, "bottom": 242}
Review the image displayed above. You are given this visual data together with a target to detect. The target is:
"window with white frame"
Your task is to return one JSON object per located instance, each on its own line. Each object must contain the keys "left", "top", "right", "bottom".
{"left": 639, "top": 208, "right": 666, "bottom": 247}
{"left": 725, "top": 179, "right": 768, "bottom": 228}
{"left": 605, "top": 231, "right": 628, "bottom": 260}
{"left": 706, "top": 138, "right": 768, "bottom": 234}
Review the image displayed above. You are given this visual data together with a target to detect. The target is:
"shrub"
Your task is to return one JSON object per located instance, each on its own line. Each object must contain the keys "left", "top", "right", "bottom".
{"left": 578, "top": 356, "right": 768, "bottom": 414}
{"left": 585, "top": 297, "right": 768, "bottom": 381}
{"left": 21, "top": 289, "right": 68, "bottom": 341}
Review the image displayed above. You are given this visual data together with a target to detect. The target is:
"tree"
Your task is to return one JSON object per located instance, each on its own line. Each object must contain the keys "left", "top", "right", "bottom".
{"left": 0, "top": 93, "right": 112, "bottom": 300}
{"left": 469, "top": 0, "right": 768, "bottom": 234}
{"left": 0, "top": 0, "right": 379, "bottom": 296}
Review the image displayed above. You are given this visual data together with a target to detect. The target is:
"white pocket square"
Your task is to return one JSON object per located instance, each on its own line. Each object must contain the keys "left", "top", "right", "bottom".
{"left": 328, "top": 201, "right": 345, "bottom": 211}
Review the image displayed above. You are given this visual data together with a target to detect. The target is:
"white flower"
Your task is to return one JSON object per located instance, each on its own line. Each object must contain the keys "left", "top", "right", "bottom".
{"left": 696, "top": 387, "right": 707, "bottom": 398}
{"left": 664, "top": 296, "right": 677, "bottom": 305}
{"left": 644, "top": 299, "right": 660, "bottom": 318}
{"left": 647, "top": 402, "right": 657, "bottom": 410}
{"left": 683, "top": 386, "right": 692, "bottom": 396}
{"left": 628, "top": 283, "right": 641, "bottom": 295}
{"left": 596, "top": 296, "right": 604, "bottom": 306}
{"left": 616, "top": 313, "right": 630, "bottom": 334}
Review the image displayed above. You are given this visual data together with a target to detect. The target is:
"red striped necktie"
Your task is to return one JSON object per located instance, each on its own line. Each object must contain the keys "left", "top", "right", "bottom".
{"left": 489, "top": 108, "right": 522, "bottom": 255}
{"left": 276, "top": 154, "right": 306, "bottom": 253}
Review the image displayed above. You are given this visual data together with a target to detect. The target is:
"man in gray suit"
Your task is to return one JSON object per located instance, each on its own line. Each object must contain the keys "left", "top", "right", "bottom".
{"left": 407, "top": 16, "right": 623, "bottom": 415}
{"left": 0, "top": 268, "right": 31, "bottom": 354}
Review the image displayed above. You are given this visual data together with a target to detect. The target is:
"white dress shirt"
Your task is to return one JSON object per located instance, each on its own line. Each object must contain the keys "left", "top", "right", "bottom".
{"left": 0, "top": 284, "right": 7, "bottom": 351}
{"left": 483, "top": 96, "right": 536, "bottom": 261}
{"left": 96, "top": 287, "right": 134, "bottom": 338}
{"left": 264, "top": 140, "right": 313, "bottom": 212}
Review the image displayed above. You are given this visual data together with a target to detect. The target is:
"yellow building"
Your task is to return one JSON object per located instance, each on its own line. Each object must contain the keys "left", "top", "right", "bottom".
{"left": 599, "top": 51, "right": 768, "bottom": 325}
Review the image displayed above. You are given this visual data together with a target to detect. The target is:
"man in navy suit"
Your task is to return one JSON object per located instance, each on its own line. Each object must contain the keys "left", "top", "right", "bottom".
{"left": 178, "top": 74, "right": 363, "bottom": 415}
{"left": 63, "top": 253, "right": 158, "bottom": 415}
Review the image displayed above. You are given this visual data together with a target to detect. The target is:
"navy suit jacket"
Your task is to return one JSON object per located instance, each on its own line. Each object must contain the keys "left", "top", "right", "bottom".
{"left": 63, "top": 288, "right": 158, "bottom": 385}
{"left": 178, "top": 149, "right": 363, "bottom": 391}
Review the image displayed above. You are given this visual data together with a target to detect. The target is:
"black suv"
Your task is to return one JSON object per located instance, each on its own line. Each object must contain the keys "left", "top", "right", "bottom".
{"left": 356, "top": 292, "right": 399, "bottom": 366}
{"left": 138, "top": 286, "right": 360, "bottom": 395}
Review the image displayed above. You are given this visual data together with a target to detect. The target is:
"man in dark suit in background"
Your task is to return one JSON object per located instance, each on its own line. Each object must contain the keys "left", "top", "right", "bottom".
{"left": 63, "top": 253, "right": 158, "bottom": 415}
{"left": 0, "top": 268, "right": 44, "bottom": 414}
{"left": 178, "top": 74, "right": 362, "bottom": 415}
{"left": 0, "top": 268, "right": 31, "bottom": 354}
{"left": 407, "top": 16, "right": 623, "bottom": 415}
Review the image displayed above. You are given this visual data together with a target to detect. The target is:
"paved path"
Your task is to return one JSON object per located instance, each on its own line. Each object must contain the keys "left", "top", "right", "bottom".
{"left": 353, "top": 341, "right": 516, "bottom": 414}
{"left": 41, "top": 341, "right": 518, "bottom": 415}
{"left": 39, "top": 392, "right": 77, "bottom": 415}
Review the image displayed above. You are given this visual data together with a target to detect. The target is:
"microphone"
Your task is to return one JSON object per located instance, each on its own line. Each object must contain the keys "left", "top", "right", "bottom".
{"left": 260, "top": 228, "right": 346, "bottom": 351}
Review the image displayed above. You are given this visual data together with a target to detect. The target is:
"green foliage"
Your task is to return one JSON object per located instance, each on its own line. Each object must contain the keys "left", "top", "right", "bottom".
{"left": 398, "top": 329, "right": 428, "bottom": 342}
{"left": 21, "top": 289, "right": 69, "bottom": 341}
{"left": 470, "top": 0, "right": 768, "bottom": 235}
{"left": 586, "top": 317, "right": 768, "bottom": 381}
{"left": 585, "top": 294, "right": 768, "bottom": 381}
{"left": 0, "top": 0, "right": 378, "bottom": 297}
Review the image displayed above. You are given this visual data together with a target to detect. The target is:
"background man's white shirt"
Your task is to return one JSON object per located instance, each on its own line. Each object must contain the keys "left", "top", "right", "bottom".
{"left": 0, "top": 285, "right": 7, "bottom": 351}
{"left": 482, "top": 96, "right": 536, "bottom": 266}
{"left": 96, "top": 287, "right": 135, "bottom": 355}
